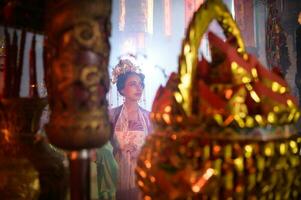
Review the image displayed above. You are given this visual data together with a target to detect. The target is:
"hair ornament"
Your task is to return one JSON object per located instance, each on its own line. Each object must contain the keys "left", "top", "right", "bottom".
{"left": 111, "top": 55, "right": 142, "bottom": 84}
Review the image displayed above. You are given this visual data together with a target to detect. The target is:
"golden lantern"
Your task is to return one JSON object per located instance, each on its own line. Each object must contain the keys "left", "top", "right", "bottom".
{"left": 136, "top": 0, "right": 301, "bottom": 199}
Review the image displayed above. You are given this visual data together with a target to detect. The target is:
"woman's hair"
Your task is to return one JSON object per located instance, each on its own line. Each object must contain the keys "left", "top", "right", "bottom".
{"left": 116, "top": 71, "right": 145, "bottom": 95}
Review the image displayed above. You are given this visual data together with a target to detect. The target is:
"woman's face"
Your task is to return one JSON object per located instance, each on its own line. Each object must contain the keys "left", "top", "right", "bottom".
{"left": 122, "top": 74, "right": 143, "bottom": 102}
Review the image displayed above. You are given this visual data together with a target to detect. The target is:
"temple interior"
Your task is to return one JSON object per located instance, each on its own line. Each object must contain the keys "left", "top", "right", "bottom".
{"left": 0, "top": 0, "right": 301, "bottom": 200}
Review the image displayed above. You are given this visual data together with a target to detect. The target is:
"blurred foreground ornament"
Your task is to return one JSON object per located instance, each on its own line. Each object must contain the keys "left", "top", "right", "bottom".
{"left": 45, "top": 0, "right": 112, "bottom": 150}
{"left": 0, "top": 98, "right": 68, "bottom": 200}
{"left": 45, "top": 1, "right": 112, "bottom": 199}
{"left": 0, "top": 100, "right": 40, "bottom": 200}
{"left": 0, "top": 157, "right": 40, "bottom": 200}
{"left": 137, "top": 0, "right": 301, "bottom": 199}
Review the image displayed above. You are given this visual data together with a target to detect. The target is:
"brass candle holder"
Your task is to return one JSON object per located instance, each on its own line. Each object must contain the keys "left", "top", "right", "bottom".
{"left": 0, "top": 98, "right": 68, "bottom": 200}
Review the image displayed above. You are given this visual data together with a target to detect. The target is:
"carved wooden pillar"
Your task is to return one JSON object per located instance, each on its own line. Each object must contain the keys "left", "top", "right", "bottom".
{"left": 45, "top": 1, "right": 112, "bottom": 199}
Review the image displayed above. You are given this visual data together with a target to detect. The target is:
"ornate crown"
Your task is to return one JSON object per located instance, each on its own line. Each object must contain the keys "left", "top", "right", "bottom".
{"left": 111, "top": 58, "right": 142, "bottom": 84}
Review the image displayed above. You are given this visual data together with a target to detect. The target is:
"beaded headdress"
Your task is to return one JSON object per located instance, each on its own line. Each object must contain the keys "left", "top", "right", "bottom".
{"left": 111, "top": 58, "right": 142, "bottom": 84}
{"left": 109, "top": 55, "right": 146, "bottom": 108}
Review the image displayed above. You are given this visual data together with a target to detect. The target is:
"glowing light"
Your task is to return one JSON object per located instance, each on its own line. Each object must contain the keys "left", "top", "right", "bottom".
{"left": 119, "top": 0, "right": 126, "bottom": 31}
{"left": 245, "top": 83, "right": 253, "bottom": 91}
{"left": 32, "top": 178, "right": 40, "bottom": 191}
{"left": 251, "top": 68, "right": 258, "bottom": 78}
{"left": 242, "top": 76, "right": 251, "bottom": 83}
{"left": 234, "top": 115, "right": 245, "bottom": 128}
{"left": 245, "top": 116, "right": 254, "bottom": 127}
{"left": 243, "top": 53, "right": 249, "bottom": 60}
{"left": 146, "top": 0, "right": 153, "bottom": 34}
{"left": 225, "top": 89, "right": 233, "bottom": 99}
{"left": 289, "top": 141, "right": 298, "bottom": 154}
{"left": 138, "top": 180, "right": 144, "bottom": 187}
{"left": 255, "top": 114, "right": 263, "bottom": 125}
{"left": 150, "top": 176, "right": 156, "bottom": 183}
{"left": 267, "top": 112, "right": 276, "bottom": 123}
{"left": 234, "top": 157, "right": 243, "bottom": 171}
{"left": 287, "top": 100, "right": 293, "bottom": 107}
{"left": 164, "top": 0, "right": 171, "bottom": 36}
{"left": 288, "top": 109, "right": 296, "bottom": 122}
{"left": 237, "top": 67, "right": 244, "bottom": 74}
{"left": 238, "top": 111, "right": 247, "bottom": 118}
{"left": 155, "top": 113, "right": 161, "bottom": 121}
{"left": 176, "top": 116, "right": 183, "bottom": 123}
{"left": 213, "top": 114, "right": 224, "bottom": 126}
{"left": 171, "top": 134, "right": 177, "bottom": 140}
{"left": 150, "top": 112, "right": 155, "bottom": 119}
{"left": 273, "top": 106, "right": 280, "bottom": 112}
{"left": 235, "top": 96, "right": 244, "bottom": 103}
{"left": 174, "top": 92, "right": 183, "bottom": 103}
{"left": 279, "top": 143, "right": 286, "bottom": 155}
{"left": 144, "top": 160, "right": 152, "bottom": 169}
{"left": 231, "top": 62, "right": 238, "bottom": 71}
{"left": 264, "top": 145, "right": 273, "bottom": 156}
{"left": 271, "top": 82, "right": 280, "bottom": 92}
{"left": 184, "top": 43, "right": 191, "bottom": 54}
{"left": 224, "top": 115, "right": 234, "bottom": 126}
{"left": 182, "top": 74, "right": 191, "bottom": 87}
{"left": 244, "top": 145, "right": 253, "bottom": 158}
{"left": 141, "top": 171, "right": 147, "bottom": 179}
{"left": 191, "top": 168, "right": 215, "bottom": 193}
{"left": 144, "top": 196, "right": 152, "bottom": 200}
{"left": 279, "top": 86, "right": 286, "bottom": 94}
{"left": 162, "top": 113, "right": 171, "bottom": 124}
{"left": 1, "top": 129, "right": 10, "bottom": 142}
{"left": 164, "top": 106, "right": 172, "bottom": 113}
{"left": 213, "top": 145, "right": 221, "bottom": 154}
{"left": 250, "top": 90, "right": 260, "bottom": 103}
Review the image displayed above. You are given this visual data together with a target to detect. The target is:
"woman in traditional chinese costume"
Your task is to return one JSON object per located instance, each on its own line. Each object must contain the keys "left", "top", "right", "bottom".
{"left": 96, "top": 59, "right": 152, "bottom": 200}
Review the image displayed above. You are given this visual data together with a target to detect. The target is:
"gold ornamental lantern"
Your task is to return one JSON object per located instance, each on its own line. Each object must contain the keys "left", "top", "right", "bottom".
{"left": 45, "top": 0, "right": 112, "bottom": 150}
{"left": 0, "top": 99, "right": 42, "bottom": 200}
{"left": 44, "top": 1, "right": 112, "bottom": 199}
{"left": 136, "top": 0, "right": 301, "bottom": 199}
